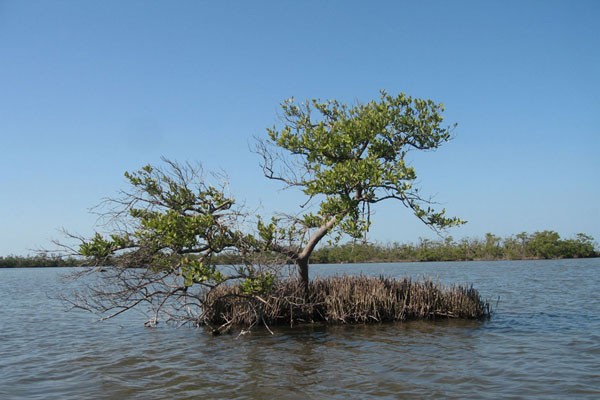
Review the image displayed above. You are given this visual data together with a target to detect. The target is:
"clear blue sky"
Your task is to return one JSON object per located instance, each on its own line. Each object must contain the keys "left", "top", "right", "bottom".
{"left": 1, "top": 0, "right": 598, "bottom": 256}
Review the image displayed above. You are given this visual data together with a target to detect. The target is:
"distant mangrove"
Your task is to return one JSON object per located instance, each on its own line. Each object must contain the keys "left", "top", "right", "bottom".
{"left": 1, "top": 231, "right": 596, "bottom": 268}
{"left": 214, "top": 231, "right": 598, "bottom": 265}
{"left": 0, "top": 254, "right": 79, "bottom": 268}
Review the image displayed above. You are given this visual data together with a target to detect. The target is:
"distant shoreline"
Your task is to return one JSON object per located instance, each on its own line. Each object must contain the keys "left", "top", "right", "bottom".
{"left": 2, "top": 255, "right": 598, "bottom": 269}
{"left": 2, "top": 230, "right": 597, "bottom": 268}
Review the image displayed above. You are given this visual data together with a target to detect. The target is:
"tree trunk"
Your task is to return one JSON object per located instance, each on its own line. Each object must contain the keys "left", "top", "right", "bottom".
{"left": 296, "top": 216, "right": 338, "bottom": 303}
{"left": 297, "top": 257, "right": 310, "bottom": 302}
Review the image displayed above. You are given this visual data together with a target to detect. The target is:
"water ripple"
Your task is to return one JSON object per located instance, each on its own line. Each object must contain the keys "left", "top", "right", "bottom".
{"left": 1, "top": 260, "right": 599, "bottom": 399}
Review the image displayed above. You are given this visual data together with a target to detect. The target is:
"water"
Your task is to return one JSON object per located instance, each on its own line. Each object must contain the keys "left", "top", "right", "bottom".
{"left": 1, "top": 259, "right": 599, "bottom": 399}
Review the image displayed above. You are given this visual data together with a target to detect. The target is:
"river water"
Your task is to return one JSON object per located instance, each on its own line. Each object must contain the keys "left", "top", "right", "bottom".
{"left": 1, "top": 259, "right": 599, "bottom": 399}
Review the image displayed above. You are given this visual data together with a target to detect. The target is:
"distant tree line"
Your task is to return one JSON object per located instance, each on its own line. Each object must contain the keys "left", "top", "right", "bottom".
{"left": 1, "top": 231, "right": 596, "bottom": 268}
{"left": 310, "top": 231, "right": 597, "bottom": 264}
{"left": 0, "top": 254, "right": 79, "bottom": 268}
{"left": 212, "top": 231, "right": 597, "bottom": 264}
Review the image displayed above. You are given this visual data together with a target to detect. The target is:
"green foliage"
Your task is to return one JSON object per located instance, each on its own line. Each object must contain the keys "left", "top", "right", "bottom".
{"left": 76, "top": 160, "right": 243, "bottom": 286}
{"left": 240, "top": 272, "right": 276, "bottom": 295}
{"left": 526, "top": 230, "right": 561, "bottom": 259}
{"left": 307, "top": 231, "right": 598, "bottom": 264}
{"left": 181, "top": 257, "right": 224, "bottom": 287}
{"left": 264, "top": 90, "right": 465, "bottom": 243}
{"left": 256, "top": 217, "right": 278, "bottom": 247}
{"left": 79, "top": 233, "right": 122, "bottom": 260}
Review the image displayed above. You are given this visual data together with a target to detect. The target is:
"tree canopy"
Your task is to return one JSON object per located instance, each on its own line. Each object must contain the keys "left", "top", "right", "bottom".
{"left": 65, "top": 91, "right": 465, "bottom": 326}
{"left": 258, "top": 91, "right": 464, "bottom": 293}
{"left": 62, "top": 161, "right": 279, "bottom": 327}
